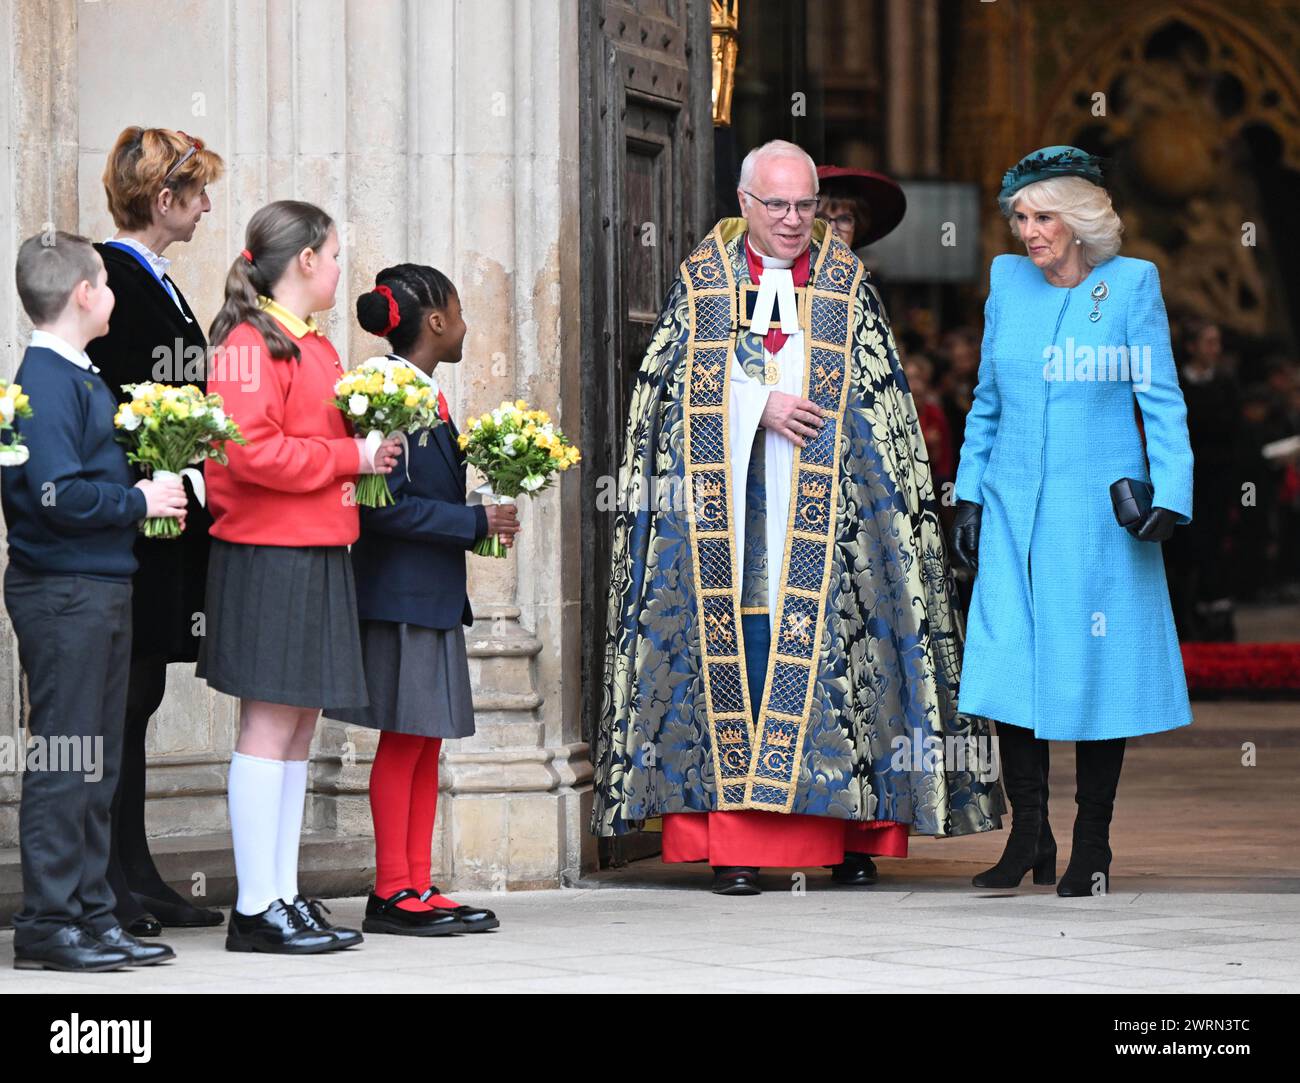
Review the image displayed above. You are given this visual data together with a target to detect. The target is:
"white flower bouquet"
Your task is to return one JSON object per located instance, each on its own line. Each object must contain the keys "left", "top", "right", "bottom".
{"left": 113, "top": 382, "right": 246, "bottom": 538}
{"left": 331, "top": 356, "right": 443, "bottom": 508}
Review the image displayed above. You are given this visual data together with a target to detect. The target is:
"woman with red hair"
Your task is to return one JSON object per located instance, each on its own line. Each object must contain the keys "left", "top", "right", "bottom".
{"left": 90, "top": 127, "right": 226, "bottom": 936}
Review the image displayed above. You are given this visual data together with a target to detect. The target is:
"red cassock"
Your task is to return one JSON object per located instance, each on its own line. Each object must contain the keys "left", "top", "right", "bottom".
{"left": 661, "top": 811, "right": 908, "bottom": 866}
{"left": 656, "top": 240, "right": 912, "bottom": 869}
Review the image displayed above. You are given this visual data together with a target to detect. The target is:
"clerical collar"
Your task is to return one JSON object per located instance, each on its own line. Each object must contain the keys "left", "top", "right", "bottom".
{"left": 745, "top": 236, "right": 796, "bottom": 269}
{"left": 258, "top": 296, "right": 319, "bottom": 339}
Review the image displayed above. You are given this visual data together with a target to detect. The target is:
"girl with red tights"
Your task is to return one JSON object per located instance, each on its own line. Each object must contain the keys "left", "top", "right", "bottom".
{"left": 329, "top": 263, "right": 520, "bottom": 936}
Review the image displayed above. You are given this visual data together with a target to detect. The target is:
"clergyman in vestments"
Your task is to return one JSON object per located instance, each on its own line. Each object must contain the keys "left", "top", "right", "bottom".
{"left": 592, "top": 140, "right": 1005, "bottom": 895}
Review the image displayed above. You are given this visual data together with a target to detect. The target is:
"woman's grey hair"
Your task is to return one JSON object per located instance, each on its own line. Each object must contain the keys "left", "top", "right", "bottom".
{"left": 738, "top": 140, "right": 819, "bottom": 195}
{"left": 1003, "top": 176, "right": 1123, "bottom": 267}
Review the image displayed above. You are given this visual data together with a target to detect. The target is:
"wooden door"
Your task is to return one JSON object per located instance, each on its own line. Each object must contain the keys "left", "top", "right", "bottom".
{"left": 579, "top": 0, "right": 713, "bottom": 861}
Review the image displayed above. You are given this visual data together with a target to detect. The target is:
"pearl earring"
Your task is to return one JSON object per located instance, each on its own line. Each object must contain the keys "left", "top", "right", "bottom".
{"left": 1074, "top": 237, "right": 1082, "bottom": 245}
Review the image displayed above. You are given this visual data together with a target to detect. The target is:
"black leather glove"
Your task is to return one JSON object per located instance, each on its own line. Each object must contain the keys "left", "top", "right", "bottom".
{"left": 951, "top": 500, "right": 982, "bottom": 570}
{"left": 1133, "top": 505, "right": 1179, "bottom": 542}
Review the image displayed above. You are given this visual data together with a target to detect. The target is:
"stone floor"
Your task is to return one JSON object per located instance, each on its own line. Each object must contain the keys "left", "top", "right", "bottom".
{"left": 2, "top": 693, "right": 1298, "bottom": 993}
{"left": 2, "top": 607, "right": 1296, "bottom": 993}
{"left": 1, "top": 886, "right": 1297, "bottom": 993}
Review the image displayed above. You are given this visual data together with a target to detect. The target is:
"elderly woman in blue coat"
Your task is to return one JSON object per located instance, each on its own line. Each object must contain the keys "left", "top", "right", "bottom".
{"left": 950, "top": 146, "right": 1194, "bottom": 897}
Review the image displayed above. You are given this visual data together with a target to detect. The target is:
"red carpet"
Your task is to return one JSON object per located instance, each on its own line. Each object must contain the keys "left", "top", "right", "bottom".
{"left": 1182, "top": 643, "right": 1300, "bottom": 696}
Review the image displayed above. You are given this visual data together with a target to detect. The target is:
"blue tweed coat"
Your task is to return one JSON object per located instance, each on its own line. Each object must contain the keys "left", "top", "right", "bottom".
{"left": 954, "top": 253, "right": 1194, "bottom": 740}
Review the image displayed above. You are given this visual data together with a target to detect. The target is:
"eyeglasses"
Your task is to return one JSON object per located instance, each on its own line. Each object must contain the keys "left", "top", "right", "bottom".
{"left": 818, "top": 212, "right": 857, "bottom": 232}
{"left": 743, "top": 190, "right": 819, "bottom": 219}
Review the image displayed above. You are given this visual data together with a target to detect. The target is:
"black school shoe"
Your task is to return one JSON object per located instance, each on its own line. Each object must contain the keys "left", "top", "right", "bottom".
{"left": 290, "top": 894, "right": 363, "bottom": 948}
{"left": 418, "top": 886, "right": 500, "bottom": 932}
{"left": 363, "top": 889, "right": 463, "bottom": 936}
{"left": 225, "top": 899, "right": 339, "bottom": 954}
{"left": 91, "top": 924, "right": 176, "bottom": 966}
{"left": 134, "top": 891, "right": 225, "bottom": 928}
{"left": 125, "top": 912, "right": 163, "bottom": 938}
{"left": 13, "top": 925, "right": 132, "bottom": 972}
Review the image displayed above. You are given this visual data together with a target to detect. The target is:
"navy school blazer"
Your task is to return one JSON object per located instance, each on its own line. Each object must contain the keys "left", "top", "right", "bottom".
{"left": 349, "top": 413, "right": 489, "bottom": 630}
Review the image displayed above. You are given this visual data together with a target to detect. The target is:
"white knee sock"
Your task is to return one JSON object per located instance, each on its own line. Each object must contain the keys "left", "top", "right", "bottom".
{"left": 228, "top": 751, "right": 286, "bottom": 916}
{"left": 276, "top": 759, "right": 310, "bottom": 903}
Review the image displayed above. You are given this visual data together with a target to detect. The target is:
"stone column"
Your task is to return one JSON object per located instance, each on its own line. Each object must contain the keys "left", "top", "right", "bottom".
{"left": 0, "top": 0, "right": 593, "bottom": 898}
{"left": 435, "top": 0, "right": 594, "bottom": 891}
{"left": 0, "top": 0, "right": 81, "bottom": 847}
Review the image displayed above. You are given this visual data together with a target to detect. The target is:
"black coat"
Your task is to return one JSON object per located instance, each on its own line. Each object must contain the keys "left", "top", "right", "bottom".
{"left": 350, "top": 412, "right": 489, "bottom": 631}
{"left": 87, "top": 241, "right": 212, "bottom": 662}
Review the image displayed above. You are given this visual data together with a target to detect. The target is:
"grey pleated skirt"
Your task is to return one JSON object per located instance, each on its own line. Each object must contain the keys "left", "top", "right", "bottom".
{"left": 196, "top": 539, "right": 369, "bottom": 708}
{"left": 326, "top": 620, "right": 476, "bottom": 738}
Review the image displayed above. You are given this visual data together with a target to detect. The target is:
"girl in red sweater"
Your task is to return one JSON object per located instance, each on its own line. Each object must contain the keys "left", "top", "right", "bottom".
{"left": 199, "top": 200, "right": 400, "bottom": 954}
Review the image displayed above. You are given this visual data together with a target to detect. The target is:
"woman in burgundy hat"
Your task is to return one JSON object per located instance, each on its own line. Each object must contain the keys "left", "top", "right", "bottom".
{"left": 815, "top": 165, "right": 907, "bottom": 251}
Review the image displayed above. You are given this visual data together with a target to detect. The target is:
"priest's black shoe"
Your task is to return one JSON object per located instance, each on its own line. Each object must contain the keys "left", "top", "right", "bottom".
{"left": 13, "top": 925, "right": 132, "bottom": 972}
{"left": 134, "top": 892, "right": 224, "bottom": 928}
{"left": 828, "top": 852, "right": 878, "bottom": 885}
{"left": 363, "top": 889, "right": 462, "bottom": 936}
{"left": 711, "top": 866, "right": 761, "bottom": 895}
{"left": 125, "top": 912, "right": 162, "bottom": 938}
{"left": 225, "top": 899, "right": 339, "bottom": 954}
{"left": 91, "top": 924, "right": 175, "bottom": 966}
{"left": 418, "top": 886, "right": 499, "bottom": 932}
{"left": 291, "top": 894, "right": 364, "bottom": 948}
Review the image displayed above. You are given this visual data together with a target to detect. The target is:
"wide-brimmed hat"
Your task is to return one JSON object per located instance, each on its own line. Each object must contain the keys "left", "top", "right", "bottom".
{"left": 816, "top": 165, "right": 907, "bottom": 247}
{"left": 998, "top": 145, "right": 1105, "bottom": 205}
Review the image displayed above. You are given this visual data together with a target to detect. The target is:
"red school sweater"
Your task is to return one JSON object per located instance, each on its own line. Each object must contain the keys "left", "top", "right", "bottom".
{"left": 206, "top": 320, "right": 362, "bottom": 546}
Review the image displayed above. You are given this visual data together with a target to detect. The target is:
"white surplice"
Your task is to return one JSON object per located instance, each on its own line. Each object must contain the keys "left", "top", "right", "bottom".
{"left": 728, "top": 248, "right": 806, "bottom": 627}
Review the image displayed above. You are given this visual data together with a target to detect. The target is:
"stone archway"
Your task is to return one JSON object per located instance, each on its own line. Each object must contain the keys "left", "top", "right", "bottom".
{"left": 1032, "top": 1, "right": 1300, "bottom": 340}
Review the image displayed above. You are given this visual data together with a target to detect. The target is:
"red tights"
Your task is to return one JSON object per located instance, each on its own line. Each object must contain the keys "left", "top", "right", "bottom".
{"left": 368, "top": 731, "right": 460, "bottom": 913}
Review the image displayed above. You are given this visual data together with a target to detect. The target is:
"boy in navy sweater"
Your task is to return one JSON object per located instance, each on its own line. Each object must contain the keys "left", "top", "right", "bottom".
{"left": 3, "top": 232, "right": 186, "bottom": 971}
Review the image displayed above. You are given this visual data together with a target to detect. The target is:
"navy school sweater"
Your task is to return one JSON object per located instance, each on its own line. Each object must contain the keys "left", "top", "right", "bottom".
{"left": 350, "top": 416, "right": 489, "bottom": 630}
{"left": 1, "top": 346, "right": 147, "bottom": 580}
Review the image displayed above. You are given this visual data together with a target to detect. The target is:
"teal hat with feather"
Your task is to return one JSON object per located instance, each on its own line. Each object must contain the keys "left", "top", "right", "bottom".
{"left": 998, "top": 145, "right": 1105, "bottom": 205}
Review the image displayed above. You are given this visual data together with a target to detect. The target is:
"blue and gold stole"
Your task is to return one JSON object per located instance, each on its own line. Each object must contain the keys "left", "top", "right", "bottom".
{"left": 681, "top": 219, "right": 862, "bottom": 813}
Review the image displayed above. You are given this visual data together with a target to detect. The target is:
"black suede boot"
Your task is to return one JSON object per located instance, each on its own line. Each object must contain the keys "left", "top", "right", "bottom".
{"left": 1057, "top": 737, "right": 1126, "bottom": 897}
{"left": 973, "top": 722, "right": 1056, "bottom": 888}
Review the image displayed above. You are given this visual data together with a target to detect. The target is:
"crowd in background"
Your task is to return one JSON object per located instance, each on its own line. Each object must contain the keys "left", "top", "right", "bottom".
{"left": 892, "top": 308, "right": 1300, "bottom": 642}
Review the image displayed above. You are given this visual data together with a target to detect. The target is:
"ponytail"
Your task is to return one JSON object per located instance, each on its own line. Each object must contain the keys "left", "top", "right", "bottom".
{"left": 209, "top": 199, "right": 334, "bottom": 360}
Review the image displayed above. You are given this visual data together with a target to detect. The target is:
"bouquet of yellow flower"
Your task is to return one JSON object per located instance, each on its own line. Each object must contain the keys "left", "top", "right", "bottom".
{"left": 332, "top": 356, "right": 443, "bottom": 508}
{"left": 0, "top": 379, "right": 33, "bottom": 467}
{"left": 114, "top": 382, "right": 246, "bottom": 538}
{"left": 459, "top": 399, "right": 580, "bottom": 557}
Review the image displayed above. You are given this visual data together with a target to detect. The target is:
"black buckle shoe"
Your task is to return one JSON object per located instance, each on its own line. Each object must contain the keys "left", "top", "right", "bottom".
{"left": 225, "top": 899, "right": 339, "bottom": 954}
{"left": 418, "top": 886, "right": 500, "bottom": 932}
{"left": 291, "top": 894, "right": 363, "bottom": 949}
{"left": 711, "top": 866, "right": 762, "bottom": 896}
{"left": 90, "top": 924, "right": 176, "bottom": 966}
{"left": 363, "top": 888, "right": 462, "bottom": 937}
{"left": 13, "top": 925, "right": 132, "bottom": 972}
{"left": 828, "top": 852, "right": 878, "bottom": 885}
